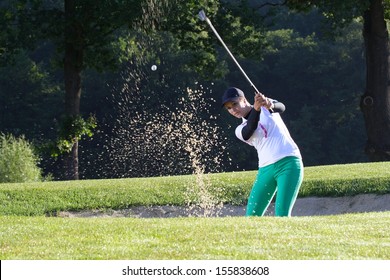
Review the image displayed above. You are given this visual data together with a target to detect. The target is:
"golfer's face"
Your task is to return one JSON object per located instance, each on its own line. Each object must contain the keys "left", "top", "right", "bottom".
{"left": 224, "top": 98, "right": 246, "bottom": 118}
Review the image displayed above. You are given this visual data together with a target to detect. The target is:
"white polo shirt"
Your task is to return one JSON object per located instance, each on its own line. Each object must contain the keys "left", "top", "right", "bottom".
{"left": 235, "top": 107, "right": 301, "bottom": 168}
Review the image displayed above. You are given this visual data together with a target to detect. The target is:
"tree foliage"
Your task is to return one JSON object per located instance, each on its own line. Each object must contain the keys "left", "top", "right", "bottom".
{"left": 0, "top": 133, "right": 44, "bottom": 183}
{"left": 0, "top": 0, "right": 373, "bottom": 179}
{"left": 286, "top": 0, "right": 390, "bottom": 161}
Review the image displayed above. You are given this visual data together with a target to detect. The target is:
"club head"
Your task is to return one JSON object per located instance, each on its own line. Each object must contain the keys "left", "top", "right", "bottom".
{"left": 198, "top": 10, "right": 207, "bottom": 21}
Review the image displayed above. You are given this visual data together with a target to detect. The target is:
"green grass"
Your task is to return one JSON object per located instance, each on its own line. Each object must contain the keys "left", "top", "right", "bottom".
{"left": 0, "top": 162, "right": 389, "bottom": 216}
{"left": 1, "top": 162, "right": 389, "bottom": 260}
{"left": 299, "top": 162, "right": 390, "bottom": 196}
{"left": 1, "top": 212, "right": 389, "bottom": 260}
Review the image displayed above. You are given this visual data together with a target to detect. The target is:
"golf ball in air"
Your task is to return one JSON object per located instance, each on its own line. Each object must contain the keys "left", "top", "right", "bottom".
{"left": 151, "top": 65, "right": 157, "bottom": 71}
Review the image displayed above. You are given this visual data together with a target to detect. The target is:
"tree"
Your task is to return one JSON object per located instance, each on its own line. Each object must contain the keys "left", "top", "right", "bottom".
{"left": 284, "top": 0, "right": 390, "bottom": 161}
{"left": 0, "top": 0, "right": 167, "bottom": 179}
{"left": 1, "top": 0, "right": 268, "bottom": 179}
{"left": 361, "top": 0, "right": 390, "bottom": 161}
{"left": 62, "top": 0, "right": 169, "bottom": 179}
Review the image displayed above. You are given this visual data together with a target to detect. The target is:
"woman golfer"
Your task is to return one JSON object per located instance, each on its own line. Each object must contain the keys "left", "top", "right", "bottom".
{"left": 222, "top": 87, "right": 303, "bottom": 217}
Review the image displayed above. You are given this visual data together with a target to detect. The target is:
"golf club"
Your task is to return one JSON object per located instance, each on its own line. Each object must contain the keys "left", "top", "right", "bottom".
{"left": 198, "top": 9, "right": 261, "bottom": 95}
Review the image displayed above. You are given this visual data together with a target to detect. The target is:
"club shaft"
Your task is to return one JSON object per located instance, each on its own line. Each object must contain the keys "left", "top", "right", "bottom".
{"left": 204, "top": 17, "right": 260, "bottom": 94}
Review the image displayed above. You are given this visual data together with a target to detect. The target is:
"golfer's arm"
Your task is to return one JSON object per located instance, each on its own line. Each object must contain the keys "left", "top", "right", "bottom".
{"left": 241, "top": 102, "right": 286, "bottom": 140}
{"left": 241, "top": 108, "right": 260, "bottom": 140}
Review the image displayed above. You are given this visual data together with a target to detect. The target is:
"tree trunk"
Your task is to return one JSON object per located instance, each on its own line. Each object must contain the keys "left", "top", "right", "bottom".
{"left": 64, "top": 0, "right": 83, "bottom": 180}
{"left": 360, "top": 0, "right": 390, "bottom": 161}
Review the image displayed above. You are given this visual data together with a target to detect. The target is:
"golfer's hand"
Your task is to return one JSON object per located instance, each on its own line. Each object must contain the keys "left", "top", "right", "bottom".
{"left": 254, "top": 93, "right": 272, "bottom": 111}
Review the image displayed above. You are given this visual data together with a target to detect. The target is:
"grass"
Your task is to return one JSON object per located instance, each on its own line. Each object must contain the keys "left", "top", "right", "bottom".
{"left": 0, "top": 162, "right": 389, "bottom": 216}
{"left": 0, "top": 161, "right": 389, "bottom": 260}
{"left": 1, "top": 212, "right": 389, "bottom": 260}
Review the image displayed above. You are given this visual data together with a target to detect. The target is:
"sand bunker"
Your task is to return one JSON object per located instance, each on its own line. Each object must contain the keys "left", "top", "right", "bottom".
{"left": 58, "top": 193, "right": 390, "bottom": 218}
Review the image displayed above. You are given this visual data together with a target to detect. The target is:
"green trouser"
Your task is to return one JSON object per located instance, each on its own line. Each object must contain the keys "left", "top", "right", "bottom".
{"left": 246, "top": 156, "right": 303, "bottom": 217}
